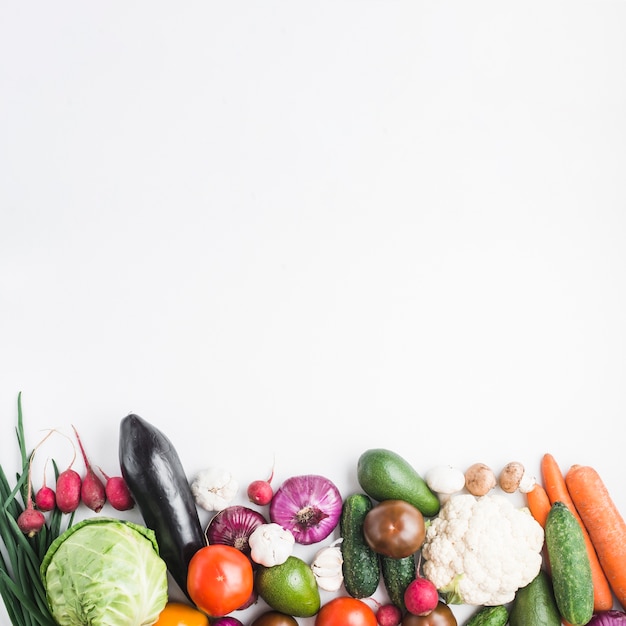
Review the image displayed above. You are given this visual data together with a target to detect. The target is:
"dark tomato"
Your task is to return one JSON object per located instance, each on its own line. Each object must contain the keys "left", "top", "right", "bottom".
{"left": 402, "top": 601, "right": 457, "bottom": 626}
{"left": 363, "top": 499, "right": 425, "bottom": 558}
{"left": 251, "top": 610, "right": 298, "bottom": 626}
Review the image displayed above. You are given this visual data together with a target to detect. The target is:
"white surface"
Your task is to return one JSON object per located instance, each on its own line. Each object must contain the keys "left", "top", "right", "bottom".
{"left": 1, "top": 2, "right": 626, "bottom": 624}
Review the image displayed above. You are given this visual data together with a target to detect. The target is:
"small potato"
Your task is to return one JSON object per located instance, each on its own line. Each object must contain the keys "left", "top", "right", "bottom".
{"left": 465, "top": 463, "right": 496, "bottom": 496}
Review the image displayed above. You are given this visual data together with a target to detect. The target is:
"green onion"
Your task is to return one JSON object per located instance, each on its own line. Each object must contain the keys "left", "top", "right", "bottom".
{"left": 0, "top": 393, "right": 72, "bottom": 626}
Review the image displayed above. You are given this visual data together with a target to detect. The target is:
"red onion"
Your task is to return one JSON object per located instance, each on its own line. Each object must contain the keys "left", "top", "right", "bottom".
{"left": 237, "top": 587, "right": 258, "bottom": 610}
{"left": 205, "top": 505, "right": 267, "bottom": 556}
{"left": 588, "top": 611, "right": 626, "bottom": 626}
{"left": 269, "top": 474, "right": 342, "bottom": 545}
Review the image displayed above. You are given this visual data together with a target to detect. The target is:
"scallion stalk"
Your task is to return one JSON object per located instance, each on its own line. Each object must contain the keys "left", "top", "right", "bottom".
{"left": 0, "top": 393, "right": 72, "bottom": 626}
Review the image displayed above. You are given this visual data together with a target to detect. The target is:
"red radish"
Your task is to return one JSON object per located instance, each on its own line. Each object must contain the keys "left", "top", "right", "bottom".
{"left": 17, "top": 501, "right": 45, "bottom": 537}
{"left": 366, "top": 596, "right": 402, "bottom": 626}
{"left": 56, "top": 466, "right": 82, "bottom": 513}
{"left": 404, "top": 576, "right": 439, "bottom": 616}
{"left": 55, "top": 429, "right": 83, "bottom": 513}
{"left": 35, "top": 485, "right": 56, "bottom": 512}
{"left": 376, "top": 603, "right": 403, "bottom": 626}
{"left": 72, "top": 425, "right": 106, "bottom": 512}
{"left": 247, "top": 459, "right": 275, "bottom": 506}
{"left": 35, "top": 459, "right": 56, "bottom": 512}
{"left": 38, "top": 429, "right": 80, "bottom": 514}
{"left": 17, "top": 452, "right": 46, "bottom": 537}
{"left": 98, "top": 466, "right": 134, "bottom": 511}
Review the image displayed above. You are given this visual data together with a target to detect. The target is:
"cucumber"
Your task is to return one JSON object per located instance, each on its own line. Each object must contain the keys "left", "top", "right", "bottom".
{"left": 465, "top": 605, "right": 508, "bottom": 626}
{"left": 340, "top": 493, "right": 381, "bottom": 598}
{"left": 380, "top": 553, "right": 416, "bottom": 611}
{"left": 545, "top": 501, "right": 594, "bottom": 626}
{"left": 357, "top": 448, "right": 440, "bottom": 517}
{"left": 509, "top": 569, "right": 561, "bottom": 626}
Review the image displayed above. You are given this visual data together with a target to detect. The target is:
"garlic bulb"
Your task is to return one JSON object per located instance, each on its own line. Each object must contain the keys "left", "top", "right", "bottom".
{"left": 249, "top": 523, "right": 295, "bottom": 567}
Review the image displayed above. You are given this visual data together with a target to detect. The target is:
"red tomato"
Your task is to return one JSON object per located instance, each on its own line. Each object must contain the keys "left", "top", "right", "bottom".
{"left": 315, "top": 597, "right": 378, "bottom": 626}
{"left": 187, "top": 544, "right": 254, "bottom": 617}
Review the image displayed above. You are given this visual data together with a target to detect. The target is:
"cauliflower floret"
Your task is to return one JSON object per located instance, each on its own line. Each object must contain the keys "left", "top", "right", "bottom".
{"left": 421, "top": 493, "right": 544, "bottom": 606}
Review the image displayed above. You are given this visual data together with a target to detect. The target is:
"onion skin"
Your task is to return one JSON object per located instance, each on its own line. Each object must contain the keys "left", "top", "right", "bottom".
{"left": 205, "top": 505, "right": 267, "bottom": 556}
{"left": 269, "top": 474, "right": 342, "bottom": 545}
{"left": 587, "top": 611, "right": 626, "bottom": 625}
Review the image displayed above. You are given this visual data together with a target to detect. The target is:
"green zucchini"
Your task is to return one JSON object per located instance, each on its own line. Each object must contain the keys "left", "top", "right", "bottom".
{"left": 380, "top": 553, "right": 416, "bottom": 611}
{"left": 340, "top": 493, "right": 381, "bottom": 598}
{"left": 509, "top": 569, "right": 561, "bottom": 626}
{"left": 545, "top": 501, "right": 594, "bottom": 626}
{"left": 465, "top": 605, "right": 508, "bottom": 626}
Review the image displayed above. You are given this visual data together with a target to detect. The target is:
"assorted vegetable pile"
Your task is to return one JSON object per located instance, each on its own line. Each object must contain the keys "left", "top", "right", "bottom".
{"left": 1, "top": 394, "right": 626, "bottom": 626}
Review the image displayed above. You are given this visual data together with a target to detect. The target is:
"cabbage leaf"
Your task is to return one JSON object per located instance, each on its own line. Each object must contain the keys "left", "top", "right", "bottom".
{"left": 41, "top": 517, "right": 168, "bottom": 626}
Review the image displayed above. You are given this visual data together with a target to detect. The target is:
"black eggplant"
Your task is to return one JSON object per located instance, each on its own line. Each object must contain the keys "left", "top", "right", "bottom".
{"left": 119, "top": 413, "right": 206, "bottom": 600}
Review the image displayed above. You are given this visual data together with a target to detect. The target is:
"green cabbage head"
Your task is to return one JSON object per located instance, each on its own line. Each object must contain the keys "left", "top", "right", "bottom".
{"left": 41, "top": 517, "right": 168, "bottom": 626}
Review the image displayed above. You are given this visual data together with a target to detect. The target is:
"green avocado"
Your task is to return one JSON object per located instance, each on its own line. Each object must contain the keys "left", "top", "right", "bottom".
{"left": 255, "top": 556, "right": 321, "bottom": 618}
{"left": 356, "top": 448, "right": 440, "bottom": 517}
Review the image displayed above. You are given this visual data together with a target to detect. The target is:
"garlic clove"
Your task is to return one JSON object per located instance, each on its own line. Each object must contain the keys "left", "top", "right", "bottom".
{"left": 311, "top": 545, "right": 344, "bottom": 592}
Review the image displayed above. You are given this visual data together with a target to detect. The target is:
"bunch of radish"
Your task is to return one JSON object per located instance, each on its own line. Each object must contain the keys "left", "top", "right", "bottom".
{"left": 17, "top": 425, "right": 135, "bottom": 537}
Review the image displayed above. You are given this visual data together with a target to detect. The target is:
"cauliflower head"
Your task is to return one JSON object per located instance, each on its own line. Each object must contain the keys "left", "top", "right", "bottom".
{"left": 421, "top": 493, "right": 544, "bottom": 606}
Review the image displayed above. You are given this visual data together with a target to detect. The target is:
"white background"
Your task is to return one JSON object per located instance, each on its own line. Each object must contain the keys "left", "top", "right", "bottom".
{"left": 1, "top": 2, "right": 625, "bottom": 624}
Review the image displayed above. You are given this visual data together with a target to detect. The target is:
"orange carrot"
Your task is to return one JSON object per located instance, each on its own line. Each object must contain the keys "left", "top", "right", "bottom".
{"left": 526, "top": 482, "right": 553, "bottom": 579}
{"left": 526, "top": 483, "right": 551, "bottom": 528}
{"left": 541, "top": 453, "right": 614, "bottom": 611}
{"left": 566, "top": 464, "right": 626, "bottom": 611}
{"left": 541, "top": 453, "right": 576, "bottom": 507}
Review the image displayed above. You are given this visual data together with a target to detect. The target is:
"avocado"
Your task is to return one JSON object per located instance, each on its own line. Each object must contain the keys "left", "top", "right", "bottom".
{"left": 356, "top": 448, "right": 440, "bottom": 517}
{"left": 255, "top": 555, "right": 321, "bottom": 617}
